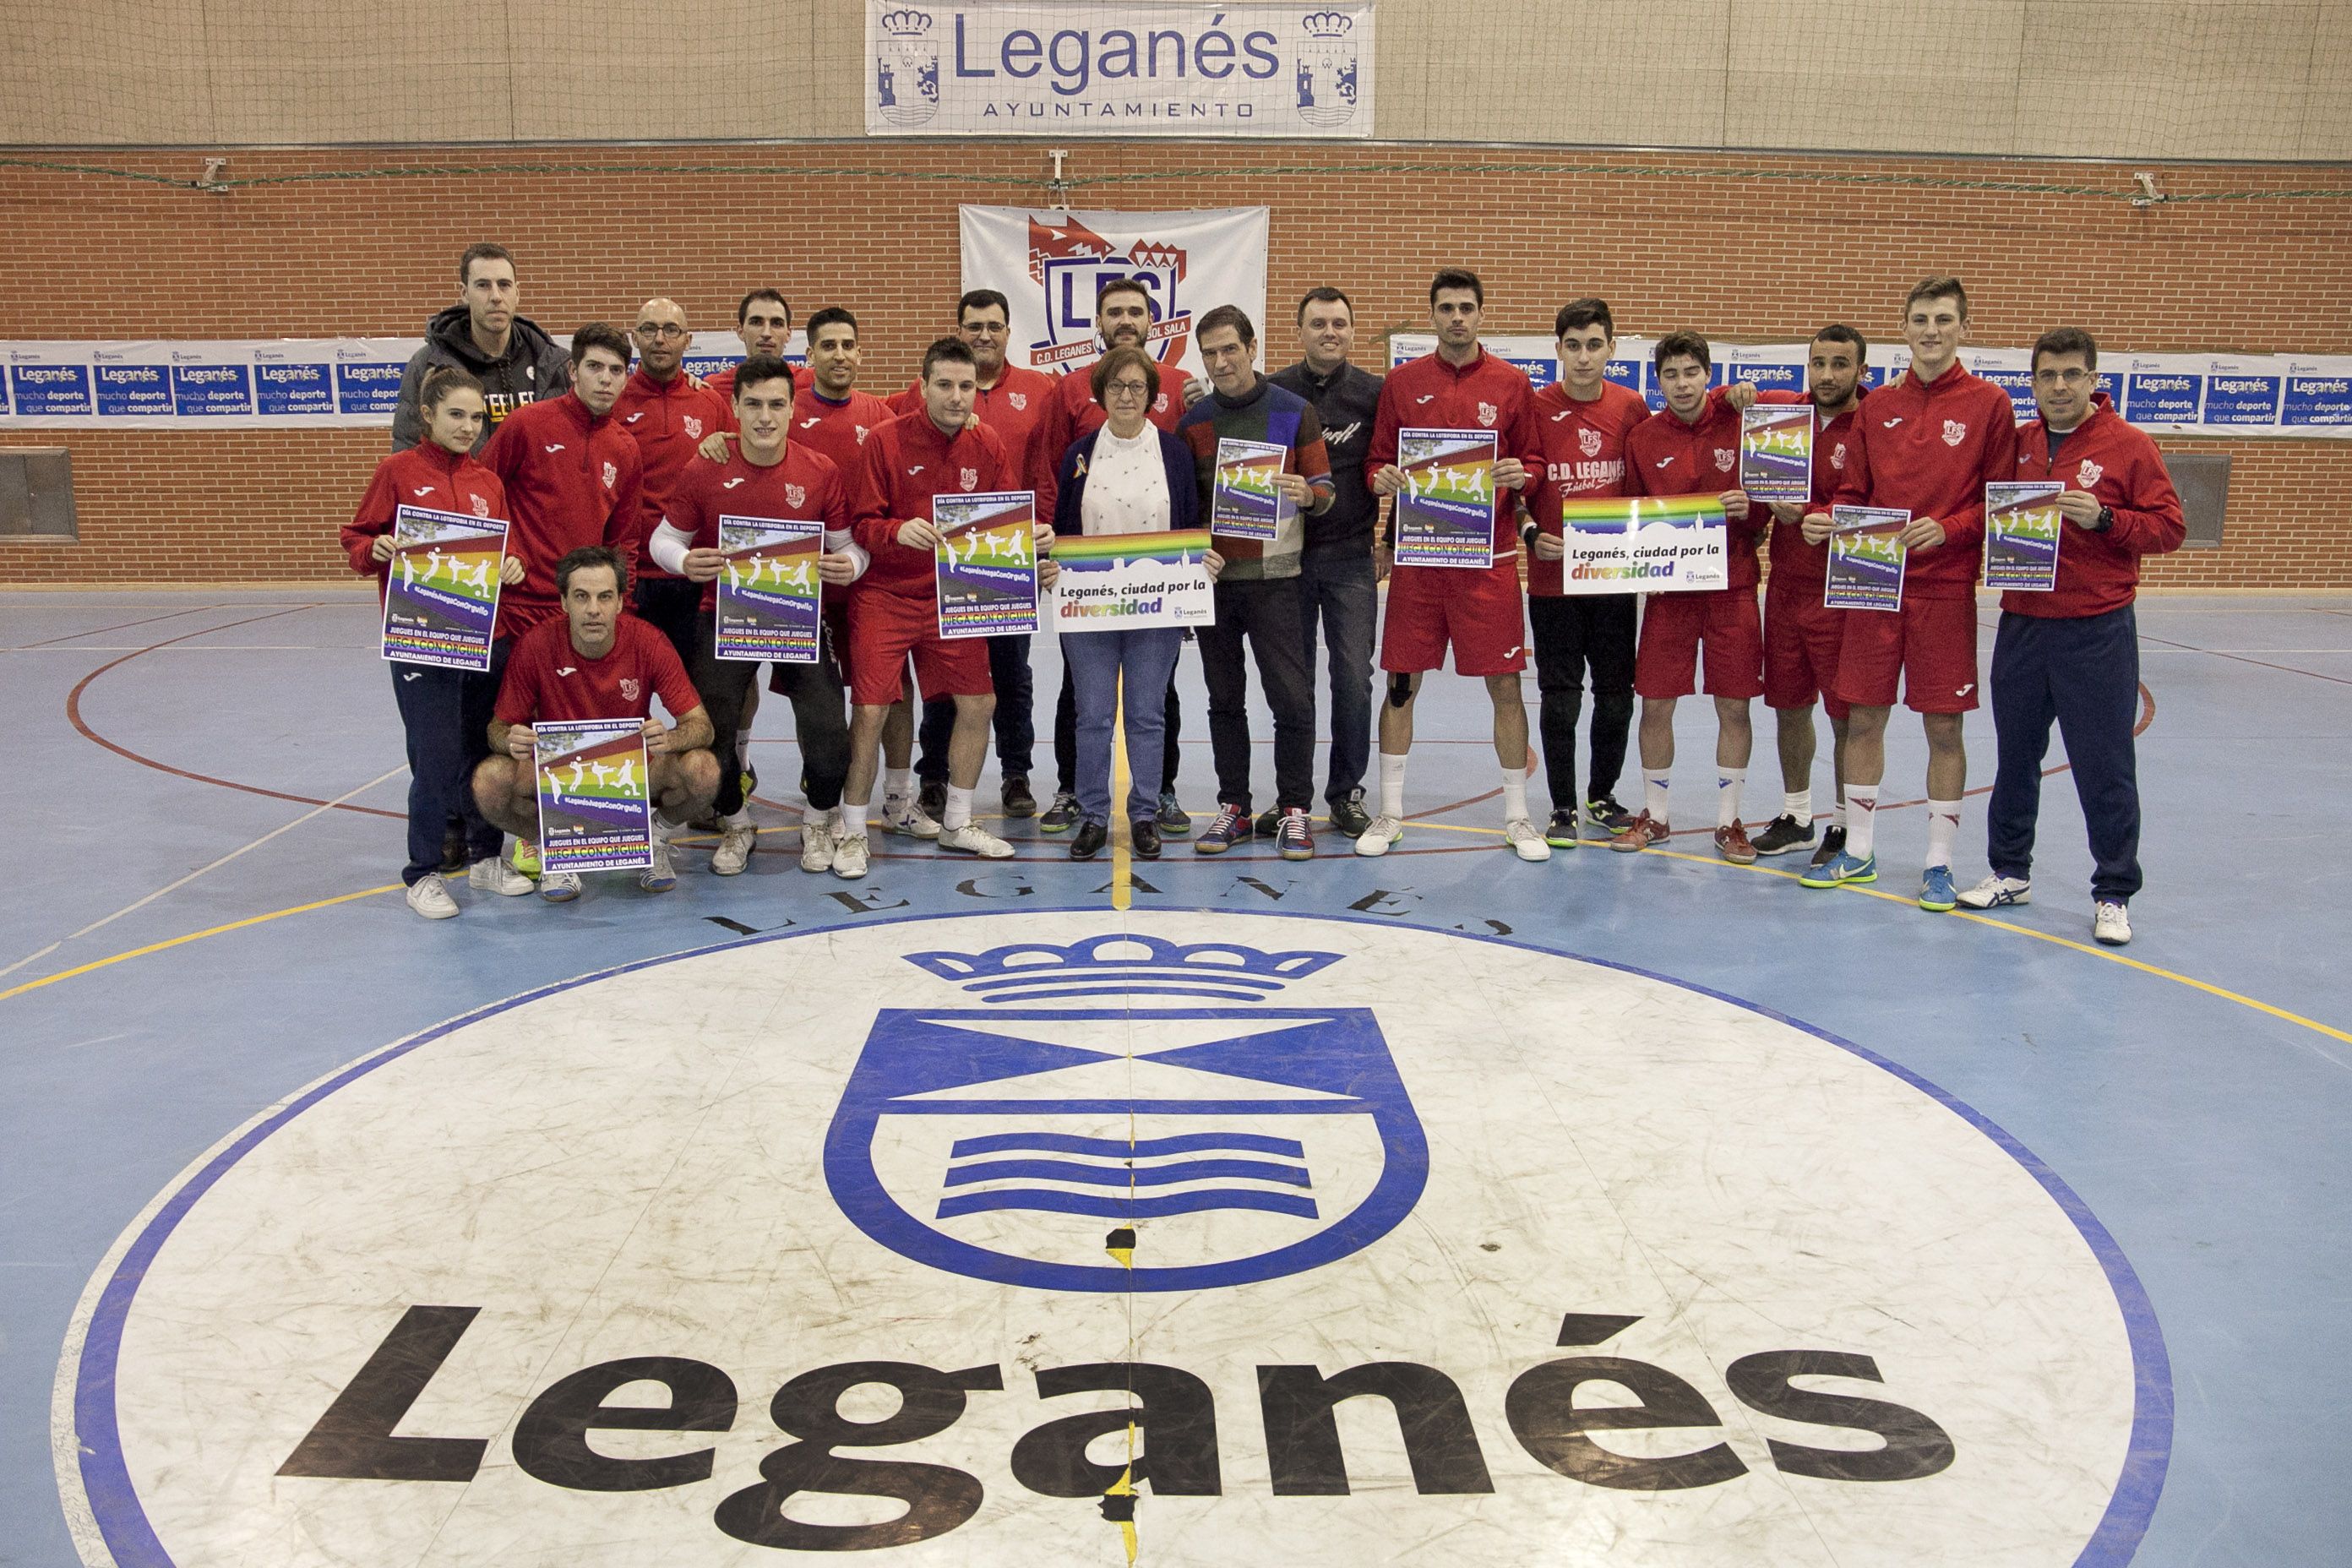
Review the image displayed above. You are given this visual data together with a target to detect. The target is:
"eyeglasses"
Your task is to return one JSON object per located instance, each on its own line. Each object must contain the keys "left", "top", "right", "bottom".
{"left": 2033, "top": 368, "right": 2097, "bottom": 386}
{"left": 634, "top": 323, "right": 689, "bottom": 340}
{"left": 1104, "top": 379, "right": 1152, "bottom": 400}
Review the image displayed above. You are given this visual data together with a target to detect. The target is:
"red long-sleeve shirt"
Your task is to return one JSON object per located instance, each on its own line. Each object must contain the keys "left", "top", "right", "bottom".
{"left": 1524, "top": 380, "right": 1648, "bottom": 596}
{"left": 791, "top": 384, "right": 898, "bottom": 477}
{"left": 851, "top": 411, "right": 1015, "bottom": 602}
{"left": 2006, "top": 395, "right": 2185, "bottom": 618}
{"left": 478, "top": 393, "right": 645, "bottom": 639}
{"left": 612, "top": 368, "right": 735, "bottom": 581}
{"left": 1828, "top": 363, "right": 2018, "bottom": 601}
{"left": 1623, "top": 394, "right": 1766, "bottom": 590}
{"left": 891, "top": 363, "right": 1060, "bottom": 505}
{"left": 1369, "top": 348, "right": 1543, "bottom": 557}
{"left": 342, "top": 442, "right": 509, "bottom": 603}
{"left": 662, "top": 444, "right": 853, "bottom": 614}
{"left": 1751, "top": 388, "right": 1870, "bottom": 589}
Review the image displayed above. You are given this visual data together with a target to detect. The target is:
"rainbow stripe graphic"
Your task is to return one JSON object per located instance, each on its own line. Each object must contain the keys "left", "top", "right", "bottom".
{"left": 380, "top": 506, "right": 508, "bottom": 672}
{"left": 1984, "top": 482, "right": 2064, "bottom": 591}
{"left": 1559, "top": 495, "right": 1724, "bottom": 528}
{"left": 1740, "top": 405, "right": 1814, "bottom": 502}
{"left": 715, "top": 514, "right": 823, "bottom": 664}
{"left": 1053, "top": 528, "right": 1210, "bottom": 564}
{"left": 1826, "top": 505, "right": 1909, "bottom": 612}
{"left": 533, "top": 718, "right": 654, "bottom": 872}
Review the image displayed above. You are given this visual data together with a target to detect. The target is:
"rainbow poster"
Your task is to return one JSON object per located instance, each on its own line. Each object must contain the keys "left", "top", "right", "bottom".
{"left": 1984, "top": 482, "right": 2065, "bottom": 592}
{"left": 1826, "top": 505, "right": 1910, "bottom": 612}
{"left": 534, "top": 718, "right": 654, "bottom": 873}
{"left": 1391, "top": 427, "right": 1498, "bottom": 569}
{"left": 379, "top": 505, "right": 507, "bottom": 672}
{"left": 1210, "top": 437, "right": 1293, "bottom": 542}
{"left": 1050, "top": 528, "right": 1216, "bottom": 632}
{"left": 1554, "top": 494, "right": 1729, "bottom": 595}
{"left": 934, "top": 490, "right": 1040, "bottom": 639}
{"left": 1740, "top": 404, "right": 1814, "bottom": 504}
{"left": 715, "top": 514, "right": 823, "bottom": 663}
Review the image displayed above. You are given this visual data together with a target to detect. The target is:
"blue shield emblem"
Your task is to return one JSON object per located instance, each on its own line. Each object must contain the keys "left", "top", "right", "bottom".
{"left": 824, "top": 1006, "right": 1428, "bottom": 1292}
{"left": 874, "top": 8, "right": 939, "bottom": 127}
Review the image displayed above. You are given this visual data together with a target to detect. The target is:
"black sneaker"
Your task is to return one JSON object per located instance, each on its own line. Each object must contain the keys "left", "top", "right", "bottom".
{"left": 1130, "top": 818, "right": 1162, "bottom": 858}
{"left": 1544, "top": 808, "right": 1582, "bottom": 848}
{"left": 1807, "top": 825, "right": 1848, "bottom": 870}
{"left": 1750, "top": 814, "right": 1817, "bottom": 857}
{"left": 438, "top": 819, "right": 467, "bottom": 874}
{"left": 1156, "top": 789, "right": 1191, "bottom": 836}
{"left": 1002, "top": 773, "right": 1037, "bottom": 819}
{"left": 1039, "top": 791, "right": 1081, "bottom": 832}
{"left": 917, "top": 780, "right": 947, "bottom": 823}
{"left": 1254, "top": 806, "right": 1279, "bottom": 839}
{"left": 1070, "top": 819, "right": 1108, "bottom": 860}
{"left": 1586, "top": 795, "right": 1636, "bottom": 835}
{"left": 1329, "top": 789, "right": 1373, "bottom": 839}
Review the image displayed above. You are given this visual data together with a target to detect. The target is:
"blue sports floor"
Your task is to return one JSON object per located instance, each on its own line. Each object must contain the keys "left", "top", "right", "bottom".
{"left": 1, "top": 588, "right": 2346, "bottom": 1566}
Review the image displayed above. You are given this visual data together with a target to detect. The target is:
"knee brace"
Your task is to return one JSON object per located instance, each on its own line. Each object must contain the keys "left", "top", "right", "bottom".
{"left": 1387, "top": 672, "right": 1415, "bottom": 709}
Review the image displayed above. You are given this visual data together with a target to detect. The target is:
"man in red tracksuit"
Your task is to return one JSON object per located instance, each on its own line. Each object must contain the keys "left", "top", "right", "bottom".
{"left": 1802, "top": 275, "right": 2019, "bottom": 912}
{"left": 702, "top": 288, "right": 791, "bottom": 405}
{"left": 1957, "top": 327, "right": 2184, "bottom": 947}
{"left": 1609, "top": 332, "right": 1767, "bottom": 863}
{"left": 1358, "top": 268, "right": 1550, "bottom": 863}
{"left": 1744, "top": 325, "right": 1874, "bottom": 868}
{"left": 614, "top": 297, "right": 735, "bottom": 665}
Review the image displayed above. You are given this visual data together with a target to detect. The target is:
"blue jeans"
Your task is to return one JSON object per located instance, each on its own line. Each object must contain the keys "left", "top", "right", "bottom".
{"left": 1063, "top": 626, "right": 1185, "bottom": 825}
{"left": 1296, "top": 549, "right": 1377, "bottom": 803}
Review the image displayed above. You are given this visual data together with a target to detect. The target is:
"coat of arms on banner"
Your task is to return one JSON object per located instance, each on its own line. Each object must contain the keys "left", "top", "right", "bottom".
{"left": 874, "top": 7, "right": 939, "bottom": 128}
{"left": 1294, "top": 9, "right": 1364, "bottom": 128}
{"left": 1023, "top": 214, "right": 1195, "bottom": 372}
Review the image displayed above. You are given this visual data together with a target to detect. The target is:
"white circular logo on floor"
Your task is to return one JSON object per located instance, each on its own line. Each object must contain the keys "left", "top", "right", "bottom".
{"left": 59, "top": 912, "right": 2164, "bottom": 1566}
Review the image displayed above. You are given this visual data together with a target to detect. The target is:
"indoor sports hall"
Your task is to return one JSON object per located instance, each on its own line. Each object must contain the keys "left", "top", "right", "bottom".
{"left": 3, "top": 6, "right": 2347, "bottom": 1566}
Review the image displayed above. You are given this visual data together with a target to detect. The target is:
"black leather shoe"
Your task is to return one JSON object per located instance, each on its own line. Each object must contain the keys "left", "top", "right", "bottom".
{"left": 1130, "top": 819, "right": 1162, "bottom": 858}
{"left": 917, "top": 780, "right": 947, "bottom": 821}
{"left": 1002, "top": 773, "right": 1037, "bottom": 819}
{"left": 1070, "top": 819, "right": 1108, "bottom": 859}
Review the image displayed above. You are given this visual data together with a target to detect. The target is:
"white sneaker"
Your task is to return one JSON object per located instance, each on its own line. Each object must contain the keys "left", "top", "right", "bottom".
{"left": 539, "top": 869, "right": 581, "bottom": 902}
{"left": 885, "top": 799, "right": 941, "bottom": 839}
{"left": 406, "top": 874, "right": 460, "bottom": 919}
{"left": 712, "top": 821, "right": 757, "bottom": 876}
{"left": 831, "top": 831, "right": 871, "bottom": 879}
{"left": 1504, "top": 818, "right": 1553, "bottom": 863}
{"left": 466, "top": 856, "right": 533, "bottom": 897}
{"left": 938, "top": 822, "right": 1015, "bottom": 858}
{"left": 639, "top": 836, "right": 677, "bottom": 892}
{"left": 1354, "top": 814, "right": 1404, "bottom": 857}
{"left": 1957, "top": 874, "right": 2031, "bottom": 909}
{"left": 798, "top": 811, "right": 837, "bottom": 874}
{"left": 2093, "top": 901, "right": 2132, "bottom": 946}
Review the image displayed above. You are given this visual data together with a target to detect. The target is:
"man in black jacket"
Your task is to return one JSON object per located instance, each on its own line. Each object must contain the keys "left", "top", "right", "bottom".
{"left": 1269, "top": 286, "right": 1384, "bottom": 837}
{"left": 390, "top": 242, "right": 572, "bottom": 453}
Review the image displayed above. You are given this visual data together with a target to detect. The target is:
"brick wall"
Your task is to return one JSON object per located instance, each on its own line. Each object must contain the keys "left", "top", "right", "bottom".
{"left": 3, "top": 144, "right": 2347, "bottom": 588}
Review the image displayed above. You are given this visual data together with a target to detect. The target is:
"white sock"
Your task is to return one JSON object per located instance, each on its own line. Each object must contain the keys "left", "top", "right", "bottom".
{"left": 722, "top": 807, "right": 751, "bottom": 828}
{"left": 1379, "top": 753, "right": 1407, "bottom": 819}
{"left": 652, "top": 812, "right": 680, "bottom": 839}
{"left": 884, "top": 767, "right": 913, "bottom": 808}
{"left": 1926, "top": 798, "right": 1961, "bottom": 869}
{"left": 1783, "top": 789, "right": 1811, "bottom": 823}
{"left": 1642, "top": 771, "right": 1670, "bottom": 822}
{"left": 1831, "top": 795, "right": 1846, "bottom": 829}
{"left": 841, "top": 800, "right": 868, "bottom": 839}
{"left": 1716, "top": 768, "right": 1745, "bottom": 829}
{"left": 1500, "top": 767, "right": 1529, "bottom": 824}
{"left": 945, "top": 785, "right": 975, "bottom": 832}
{"left": 1846, "top": 785, "right": 1879, "bottom": 858}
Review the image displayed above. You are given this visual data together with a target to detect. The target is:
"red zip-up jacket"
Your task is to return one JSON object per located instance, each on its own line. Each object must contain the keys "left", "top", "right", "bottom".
{"left": 1623, "top": 393, "right": 1765, "bottom": 590}
{"left": 1828, "top": 363, "right": 2017, "bottom": 600}
{"left": 851, "top": 411, "right": 1015, "bottom": 602}
{"left": 1030, "top": 355, "right": 1184, "bottom": 523}
{"left": 1369, "top": 348, "right": 1543, "bottom": 558}
{"left": 478, "top": 392, "right": 645, "bottom": 638}
{"left": 1525, "top": 379, "right": 1648, "bottom": 596}
{"left": 342, "top": 442, "right": 509, "bottom": 604}
{"left": 662, "top": 443, "right": 853, "bottom": 614}
{"left": 890, "top": 363, "right": 1060, "bottom": 504}
{"left": 1752, "top": 388, "right": 1870, "bottom": 589}
{"left": 612, "top": 368, "right": 735, "bottom": 581}
{"left": 792, "top": 384, "right": 898, "bottom": 477}
{"left": 2006, "top": 394, "right": 2185, "bottom": 618}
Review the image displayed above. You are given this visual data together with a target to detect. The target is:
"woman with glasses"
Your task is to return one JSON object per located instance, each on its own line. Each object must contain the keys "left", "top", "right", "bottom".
{"left": 1049, "top": 345, "right": 1221, "bottom": 860}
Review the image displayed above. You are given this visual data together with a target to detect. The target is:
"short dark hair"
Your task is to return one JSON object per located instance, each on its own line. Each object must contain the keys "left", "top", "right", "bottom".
{"left": 1090, "top": 344, "right": 1161, "bottom": 407}
{"left": 1429, "top": 268, "right": 1484, "bottom": 307}
{"left": 1195, "top": 304, "right": 1255, "bottom": 349}
{"left": 1812, "top": 324, "right": 1869, "bottom": 362}
{"left": 1905, "top": 275, "right": 1970, "bottom": 320}
{"left": 1296, "top": 286, "right": 1353, "bottom": 322}
{"left": 1097, "top": 277, "right": 1152, "bottom": 313}
{"left": 921, "top": 336, "right": 976, "bottom": 380}
{"left": 736, "top": 288, "right": 789, "bottom": 326}
{"left": 569, "top": 322, "right": 631, "bottom": 368}
{"left": 1554, "top": 297, "right": 1614, "bottom": 340}
{"left": 1652, "top": 330, "right": 1712, "bottom": 373}
{"left": 556, "top": 544, "right": 626, "bottom": 599}
{"left": 732, "top": 353, "right": 796, "bottom": 400}
{"left": 417, "top": 366, "right": 485, "bottom": 411}
{"left": 806, "top": 307, "right": 858, "bottom": 340}
{"left": 958, "top": 288, "right": 1011, "bottom": 324}
{"left": 2032, "top": 326, "right": 2099, "bottom": 372}
{"left": 457, "top": 242, "right": 513, "bottom": 285}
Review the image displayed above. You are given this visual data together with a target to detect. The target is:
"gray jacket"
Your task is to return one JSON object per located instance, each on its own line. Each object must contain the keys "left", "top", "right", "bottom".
{"left": 389, "top": 304, "right": 571, "bottom": 453}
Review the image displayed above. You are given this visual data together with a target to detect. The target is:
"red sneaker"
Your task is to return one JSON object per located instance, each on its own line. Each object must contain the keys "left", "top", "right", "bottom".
{"left": 1610, "top": 811, "right": 1669, "bottom": 852}
{"left": 1713, "top": 822, "right": 1757, "bottom": 865}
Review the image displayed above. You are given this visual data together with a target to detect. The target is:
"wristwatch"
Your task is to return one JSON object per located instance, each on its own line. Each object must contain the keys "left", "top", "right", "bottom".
{"left": 2094, "top": 504, "right": 2115, "bottom": 531}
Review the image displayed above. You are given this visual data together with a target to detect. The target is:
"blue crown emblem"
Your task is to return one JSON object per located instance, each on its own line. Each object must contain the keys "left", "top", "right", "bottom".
{"left": 879, "top": 7, "right": 932, "bottom": 35}
{"left": 1302, "top": 10, "right": 1354, "bottom": 36}
{"left": 904, "top": 934, "right": 1342, "bottom": 1004}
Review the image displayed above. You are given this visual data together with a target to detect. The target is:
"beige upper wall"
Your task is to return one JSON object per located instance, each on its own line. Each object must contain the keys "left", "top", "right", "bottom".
{"left": 4, "top": 0, "right": 2348, "bottom": 159}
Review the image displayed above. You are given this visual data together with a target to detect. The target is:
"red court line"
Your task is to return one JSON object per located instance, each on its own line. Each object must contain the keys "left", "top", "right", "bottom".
{"left": 17, "top": 604, "right": 222, "bottom": 649}
{"left": 66, "top": 606, "right": 407, "bottom": 821}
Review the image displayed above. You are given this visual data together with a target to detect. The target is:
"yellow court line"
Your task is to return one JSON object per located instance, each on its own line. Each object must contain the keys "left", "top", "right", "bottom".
{"left": 0, "top": 884, "right": 400, "bottom": 1003}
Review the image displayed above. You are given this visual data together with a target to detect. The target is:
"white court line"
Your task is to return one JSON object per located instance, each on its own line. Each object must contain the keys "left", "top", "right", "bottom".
{"left": 2140, "top": 648, "right": 2352, "bottom": 655}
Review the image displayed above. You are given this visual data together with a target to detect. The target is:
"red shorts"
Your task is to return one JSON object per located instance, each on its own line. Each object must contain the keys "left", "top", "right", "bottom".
{"left": 1380, "top": 556, "right": 1527, "bottom": 677}
{"left": 1762, "top": 579, "right": 1850, "bottom": 719}
{"left": 1831, "top": 595, "right": 1979, "bottom": 712}
{"left": 1633, "top": 588, "right": 1763, "bottom": 700}
{"left": 846, "top": 591, "right": 994, "bottom": 708}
